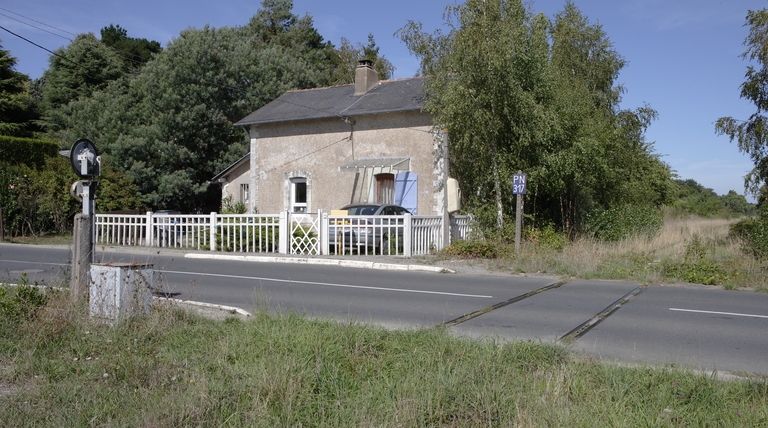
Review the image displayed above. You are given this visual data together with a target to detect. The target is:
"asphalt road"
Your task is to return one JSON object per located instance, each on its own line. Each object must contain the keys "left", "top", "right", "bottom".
{"left": 1, "top": 243, "right": 767, "bottom": 375}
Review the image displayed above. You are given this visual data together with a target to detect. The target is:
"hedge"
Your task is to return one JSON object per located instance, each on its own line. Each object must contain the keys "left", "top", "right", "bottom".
{"left": 0, "top": 136, "right": 59, "bottom": 169}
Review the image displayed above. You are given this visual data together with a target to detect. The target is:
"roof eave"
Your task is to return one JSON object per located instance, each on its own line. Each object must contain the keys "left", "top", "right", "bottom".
{"left": 234, "top": 106, "right": 426, "bottom": 128}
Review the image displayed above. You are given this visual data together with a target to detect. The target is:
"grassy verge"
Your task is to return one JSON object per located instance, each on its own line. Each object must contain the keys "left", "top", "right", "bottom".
{"left": 0, "top": 289, "right": 766, "bottom": 426}
{"left": 1, "top": 233, "right": 73, "bottom": 245}
{"left": 448, "top": 214, "right": 768, "bottom": 291}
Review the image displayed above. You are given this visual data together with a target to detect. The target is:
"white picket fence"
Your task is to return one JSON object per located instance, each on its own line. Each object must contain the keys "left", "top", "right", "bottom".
{"left": 94, "top": 210, "right": 472, "bottom": 257}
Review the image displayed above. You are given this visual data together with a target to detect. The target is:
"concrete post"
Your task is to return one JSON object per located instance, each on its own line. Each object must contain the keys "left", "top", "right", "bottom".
{"left": 71, "top": 213, "right": 92, "bottom": 301}
{"left": 279, "top": 211, "right": 288, "bottom": 254}
{"left": 404, "top": 213, "right": 412, "bottom": 257}
{"left": 209, "top": 212, "right": 217, "bottom": 252}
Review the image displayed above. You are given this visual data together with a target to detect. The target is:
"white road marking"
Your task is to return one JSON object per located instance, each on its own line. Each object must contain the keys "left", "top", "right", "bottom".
{"left": 670, "top": 308, "right": 768, "bottom": 319}
{"left": 0, "top": 259, "right": 68, "bottom": 266}
{"left": 160, "top": 269, "right": 492, "bottom": 299}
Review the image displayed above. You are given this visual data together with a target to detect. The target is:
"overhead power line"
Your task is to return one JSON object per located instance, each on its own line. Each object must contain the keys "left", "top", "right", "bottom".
{"left": 0, "top": 7, "right": 76, "bottom": 37}
{"left": 0, "top": 24, "right": 80, "bottom": 68}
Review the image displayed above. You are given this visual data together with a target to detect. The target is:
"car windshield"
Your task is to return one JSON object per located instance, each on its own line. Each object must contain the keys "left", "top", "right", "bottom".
{"left": 345, "top": 206, "right": 377, "bottom": 215}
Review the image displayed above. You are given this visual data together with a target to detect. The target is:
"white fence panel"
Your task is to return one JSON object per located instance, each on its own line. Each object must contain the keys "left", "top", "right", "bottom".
{"left": 450, "top": 215, "right": 473, "bottom": 241}
{"left": 411, "top": 216, "right": 442, "bottom": 256}
{"left": 151, "top": 213, "right": 212, "bottom": 249}
{"left": 216, "top": 214, "right": 280, "bottom": 253}
{"left": 95, "top": 214, "right": 147, "bottom": 246}
{"left": 95, "top": 211, "right": 471, "bottom": 257}
{"left": 288, "top": 211, "right": 320, "bottom": 255}
{"left": 326, "top": 214, "right": 407, "bottom": 256}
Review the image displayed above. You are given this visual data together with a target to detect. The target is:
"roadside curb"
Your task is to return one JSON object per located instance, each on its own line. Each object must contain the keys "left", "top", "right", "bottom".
{"left": 154, "top": 296, "right": 252, "bottom": 317}
{"left": 184, "top": 253, "right": 456, "bottom": 274}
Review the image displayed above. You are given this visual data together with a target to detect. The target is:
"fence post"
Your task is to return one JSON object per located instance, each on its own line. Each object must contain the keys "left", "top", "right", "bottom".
{"left": 146, "top": 211, "right": 153, "bottom": 246}
{"left": 279, "top": 211, "right": 288, "bottom": 254}
{"left": 0, "top": 207, "right": 4, "bottom": 241}
{"left": 210, "top": 212, "right": 217, "bottom": 252}
{"left": 320, "top": 210, "right": 328, "bottom": 255}
{"left": 404, "top": 213, "right": 412, "bottom": 257}
{"left": 317, "top": 209, "right": 327, "bottom": 255}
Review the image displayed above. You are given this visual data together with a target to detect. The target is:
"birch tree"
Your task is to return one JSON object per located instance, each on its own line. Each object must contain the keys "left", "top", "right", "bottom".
{"left": 399, "top": 0, "right": 553, "bottom": 232}
{"left": 716, "top": 8, "right": 768, "bottom": 196}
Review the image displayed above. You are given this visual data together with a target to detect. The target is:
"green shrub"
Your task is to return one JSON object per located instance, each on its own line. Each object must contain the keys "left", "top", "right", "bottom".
{"left": 525, "top": 225, "right": 567, "bottom": 251}
{"left": 221, "top": 196, "right": 247, "bottom": 214}
{"left": 730, "top": 217, "right": 768, "bottom": 259}
{"left": 585, "top": 205, "right": 663, "bottom": 242}
{"left": 663, "top": 235, "right": 731, "bottom": 285}
{"left": 664, "top": 259, "right": 730, "bottom": 285}
{"left": 443, "top": 239, "right": 498, "bottom": 258}
{"left": 0, "top": 136, "right": 58, "bottom": 169}
{"left": 0, "top": 276, "right": 49, "bottom": 323}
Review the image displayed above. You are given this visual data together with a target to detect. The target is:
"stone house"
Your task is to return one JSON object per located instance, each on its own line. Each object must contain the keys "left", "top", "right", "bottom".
{"left": 213, "top": 61, "right": 447, "bottom": 216}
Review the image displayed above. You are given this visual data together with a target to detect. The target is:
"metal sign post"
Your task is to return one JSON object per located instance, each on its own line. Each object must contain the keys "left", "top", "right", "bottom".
{"left": 69, "top": 139, "right": 101, "bottom": 301}
{"left": 512, "top": 172, "right": 526, "bottom": 253}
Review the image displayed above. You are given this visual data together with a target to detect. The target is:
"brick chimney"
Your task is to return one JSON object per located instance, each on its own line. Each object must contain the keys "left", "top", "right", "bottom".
{"left": 354, "top": 59, "right": 379, "bottom": 95}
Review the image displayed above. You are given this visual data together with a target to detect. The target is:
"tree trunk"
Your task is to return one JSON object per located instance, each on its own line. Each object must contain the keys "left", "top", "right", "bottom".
{"left": 493, "top": 155, "right": 503, "bottom": 230}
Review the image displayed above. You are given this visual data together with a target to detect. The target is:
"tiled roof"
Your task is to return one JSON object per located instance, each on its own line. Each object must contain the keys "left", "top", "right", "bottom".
{"left": 234, "top": 77, "right": 427, "bottom": 126}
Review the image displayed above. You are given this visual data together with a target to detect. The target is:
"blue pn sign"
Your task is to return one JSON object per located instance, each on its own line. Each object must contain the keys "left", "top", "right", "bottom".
{"left": 512, "top": 173, "right": 527, "bottom": 195}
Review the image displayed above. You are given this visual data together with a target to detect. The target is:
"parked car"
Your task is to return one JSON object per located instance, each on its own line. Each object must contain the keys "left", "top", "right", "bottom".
{"left": 328, "top": 204, "right": 411, "bottom": 255}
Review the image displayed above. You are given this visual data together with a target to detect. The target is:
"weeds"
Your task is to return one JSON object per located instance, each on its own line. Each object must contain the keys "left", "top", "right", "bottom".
{"left": 443, "top": 239, "right": 498, "bottom": 258}
{"left": 459, "top": 214, "right": 767, "bottom": 289}
{"left": 0, "top": 274, "right": 49, "bottom": 323}
{"left": 730, "top": 216, "right": 768, "bottom": 259}
{"left": 0, "top": 293, "right": 766, "bottom": 426}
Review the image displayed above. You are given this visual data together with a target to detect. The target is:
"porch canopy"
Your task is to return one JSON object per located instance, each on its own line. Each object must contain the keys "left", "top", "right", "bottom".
{"left": 338, "top": 157, "right": 410, "bottom": 174}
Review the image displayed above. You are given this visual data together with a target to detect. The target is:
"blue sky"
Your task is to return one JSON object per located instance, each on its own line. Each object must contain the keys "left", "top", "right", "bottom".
{"left": 0, "top": 0, "right": 762, "bottom": 200}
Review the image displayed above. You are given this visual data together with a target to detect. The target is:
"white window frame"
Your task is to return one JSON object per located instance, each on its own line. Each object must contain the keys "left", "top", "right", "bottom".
{"left": 291, "top": 178, "right": 307, "bottom": 213}
{"left": 240, "top": 183, "right": 249, "bottom": 204}
{"left": 284, "top": 171, "right": 311, "bottom": 213}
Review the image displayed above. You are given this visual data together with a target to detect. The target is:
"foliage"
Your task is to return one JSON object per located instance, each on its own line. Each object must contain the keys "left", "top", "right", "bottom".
{"left": 399, "top": 0, "right": 673, "bottom": 236}
{"left": 220, "top": 196, "right": 247, "bottom": 214}
{"left": 0, "top": 277, "right": 49, "bottom": 324}
{"left": 525, "top": 224, "right": 567, "bottom": 251}
{"left": 39, "top": 33, "right": 124, "bottom": 131}
{"left": 0, "top": 154, "right": 140, "bottom": 237}
{"left": 99, "top": 24, "right": 162, "bottom": 72}
{"left": 327, "top": 34, "right": 395, "bottom": 85}
{"left": 0, "top": 135, "right": 58, "bottom": 168}
{"left": 721, "top": 189, "right": 754, "bottom": 215}
{"left": 585, "top": 204, "right": 663, "bottom": 242}
{"left": 0, "top": 43, "right": 39, "bottom": 137}
{"left": 663, "top": 235, "right": 731, "bottom": 285}
{"left": 0, "top": 157, "right": 79, "bottom": 236}
{"left": 47, "top": 0, "right": 342, "bottom": 212}
{"left": 1, "top": 295, "right": 767, "bottom": 425}
{"left": 730, "top": 216, "right": 768, "bottom": 259}
{"left": 443, "top": 239, "right": 498, "bottom": 258}
{"left": 715, "top": 8, "right": 768, "bottom": 196}
{"left": 670, "top": 179, "right": 755, "bottom": 218}
{"left": 95, "top": 156, "right": 145, "bottom": 212}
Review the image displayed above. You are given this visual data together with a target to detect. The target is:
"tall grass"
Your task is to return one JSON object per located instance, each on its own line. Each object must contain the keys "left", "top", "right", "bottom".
{"left": 492, "top": 213, "right": 768, "bottom": 291}
{"left": 0, "top": 290, "right": 767, "bottom": 426}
